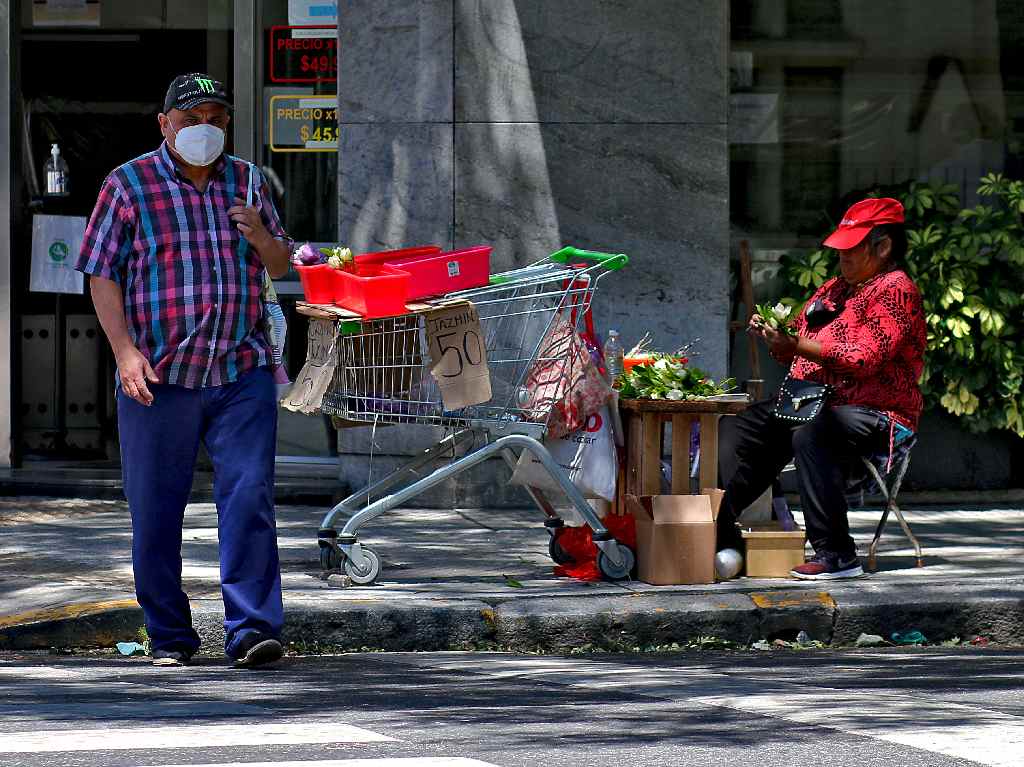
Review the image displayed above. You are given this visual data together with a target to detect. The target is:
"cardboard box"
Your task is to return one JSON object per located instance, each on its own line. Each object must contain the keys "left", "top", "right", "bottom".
{"left": 627, "top": 494, "right": 717, "bottom": 585}
{"left": 741, "top": 523, "right": 808, "bottom": 577}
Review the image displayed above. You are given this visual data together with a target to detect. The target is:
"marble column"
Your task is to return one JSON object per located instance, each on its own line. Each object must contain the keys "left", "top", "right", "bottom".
{"left": 336, "top": 0, "right": 730, "bottom": 506}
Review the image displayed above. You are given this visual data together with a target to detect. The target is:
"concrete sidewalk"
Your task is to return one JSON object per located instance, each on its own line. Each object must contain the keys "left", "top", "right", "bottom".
{"left": 2, "top": 495, "right": 1024, "bottom": 654}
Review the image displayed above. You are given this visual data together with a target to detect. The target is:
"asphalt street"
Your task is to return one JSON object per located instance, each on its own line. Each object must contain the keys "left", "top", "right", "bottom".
{"left": 0, "top": 648, "right": 1019, "bottom": 767}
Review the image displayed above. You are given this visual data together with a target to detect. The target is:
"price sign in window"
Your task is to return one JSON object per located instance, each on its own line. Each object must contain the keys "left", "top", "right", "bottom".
{"left": 426, "top": 303, "right": 492, "bottom": 411}
{"left": 269, "top": 95, "right": 339, "bottom": 152}
{"left": 270, "top": 25, "right": 338, "bottom": 83}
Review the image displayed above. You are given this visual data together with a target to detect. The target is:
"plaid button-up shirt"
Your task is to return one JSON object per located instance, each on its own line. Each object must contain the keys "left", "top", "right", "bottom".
{"left": 76, "top": 143, "right": 289, "bottom": 389}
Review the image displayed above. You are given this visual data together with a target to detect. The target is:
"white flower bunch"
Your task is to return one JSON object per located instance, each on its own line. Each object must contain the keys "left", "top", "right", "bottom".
{"left": 754, "top": 302, "right": 796, "bottom": 335}
{"left": 324, "top": 246, "right": 354, "bottom": 270}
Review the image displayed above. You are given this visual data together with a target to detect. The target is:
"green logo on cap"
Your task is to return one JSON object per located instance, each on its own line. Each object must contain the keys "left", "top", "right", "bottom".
{"left": 195, "top": 77, "right": 216, "bottom": 94}
{"left": 49, "top": 240, "right": 69, "bottom": 263}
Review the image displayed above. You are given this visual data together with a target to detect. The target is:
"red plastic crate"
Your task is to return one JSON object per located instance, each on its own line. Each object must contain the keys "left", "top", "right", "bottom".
{"left": 356, "top": 246, "right": 442, "bottom": 266}
{"left": 295, "top": 263, "right": 335, "bottom": 305}
{"left": 333, "top": 263, "right": 411, "bottom": 318}
{"left": 356, "top": 245, "right": 491, "bottom": 299}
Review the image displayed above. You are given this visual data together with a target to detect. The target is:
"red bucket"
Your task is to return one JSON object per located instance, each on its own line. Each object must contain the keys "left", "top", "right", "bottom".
{"left": 295, "top": 263, "right": 334, "bottom": 304}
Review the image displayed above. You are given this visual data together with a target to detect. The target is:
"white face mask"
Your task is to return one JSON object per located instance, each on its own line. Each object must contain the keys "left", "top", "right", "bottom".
{"left": 167, "top": 122, "right": 224, "bottom": 167}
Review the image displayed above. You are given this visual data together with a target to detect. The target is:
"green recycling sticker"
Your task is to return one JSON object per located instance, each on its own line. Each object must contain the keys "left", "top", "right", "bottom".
{"left": 48, "top": 240, "right": 69, "bottom": 263}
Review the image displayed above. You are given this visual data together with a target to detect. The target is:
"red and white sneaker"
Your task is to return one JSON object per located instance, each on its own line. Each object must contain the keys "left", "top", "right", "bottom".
{"left": 791, "top": 555, "right": 864, "bottom": 581}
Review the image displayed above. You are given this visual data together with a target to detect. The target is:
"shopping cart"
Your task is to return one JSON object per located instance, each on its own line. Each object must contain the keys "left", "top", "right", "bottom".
{"left": 314, "top": 246, "right": 634, "bottom": 584}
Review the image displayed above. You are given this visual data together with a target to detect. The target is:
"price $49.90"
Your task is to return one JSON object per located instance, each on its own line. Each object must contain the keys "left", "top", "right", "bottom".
{"left": 300, "top": 54, "right": 337, "bottom": 73}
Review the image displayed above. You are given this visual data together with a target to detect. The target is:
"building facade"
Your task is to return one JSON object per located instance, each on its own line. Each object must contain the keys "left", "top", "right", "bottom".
{"left": 0, "top": 1, "right": 1021, "bottom": 493}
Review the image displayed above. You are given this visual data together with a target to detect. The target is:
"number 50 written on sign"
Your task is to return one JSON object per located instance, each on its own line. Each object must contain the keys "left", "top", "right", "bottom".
{"left": 425, "top": 303, "right": 492, "bottom": 411}
{"left": 435, "top": 330, "right": 484, "bottom": 377}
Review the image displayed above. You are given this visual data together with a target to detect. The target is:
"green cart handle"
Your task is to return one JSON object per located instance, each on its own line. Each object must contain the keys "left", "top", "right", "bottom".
{"left": 549, "top": 246, "right": 629, "bottom": 270}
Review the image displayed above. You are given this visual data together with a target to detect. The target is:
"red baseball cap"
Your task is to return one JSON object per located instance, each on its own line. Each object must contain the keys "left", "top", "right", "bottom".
{"left": 823, "top": 197, "right": 905, "bottom": 250}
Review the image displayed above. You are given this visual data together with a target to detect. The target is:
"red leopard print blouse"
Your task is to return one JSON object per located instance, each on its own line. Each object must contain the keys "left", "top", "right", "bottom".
{"left": 790, "top": 269, "right": 927, "bottom": 430}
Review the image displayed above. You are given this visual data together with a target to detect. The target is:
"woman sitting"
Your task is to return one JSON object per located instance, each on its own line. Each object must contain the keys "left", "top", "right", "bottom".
{"left": 718, "top": 197, "right": 927, "bottom": 580}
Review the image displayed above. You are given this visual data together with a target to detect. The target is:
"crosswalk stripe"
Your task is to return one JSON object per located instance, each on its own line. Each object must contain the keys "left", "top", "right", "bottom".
{"left": 0, "top": 701, "right": 267, "bottom": 720}
{"left": 139, "top": 760, "right": 500, "bottom": 767}
{"left": 693, "top": 691, "right": 1024, "bottom": 767}
{"left": 0, "top": 721, "right": 395, "bottom": 753}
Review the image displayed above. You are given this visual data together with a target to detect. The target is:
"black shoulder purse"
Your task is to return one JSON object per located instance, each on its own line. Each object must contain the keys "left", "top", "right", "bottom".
{"left": 773, "top": 374, "right": 832, "bottom": 424}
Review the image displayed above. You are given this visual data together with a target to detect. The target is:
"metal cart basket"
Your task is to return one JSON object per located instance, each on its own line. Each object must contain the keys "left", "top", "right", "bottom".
{"left": 314, "top": 247, "right": 634, "bottom": 584}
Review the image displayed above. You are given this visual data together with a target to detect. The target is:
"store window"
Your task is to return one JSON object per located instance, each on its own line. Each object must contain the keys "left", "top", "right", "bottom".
{"left": 730, "top": 0, "right": 1023, "bottom": 236}
{"left": 729, "top": 0, "right": 1024, "bottom": 381}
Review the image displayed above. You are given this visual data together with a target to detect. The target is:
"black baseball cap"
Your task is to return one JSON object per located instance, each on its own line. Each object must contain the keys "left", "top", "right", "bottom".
{"left": 163, "top": 73, "right": 232, "bottom": 113}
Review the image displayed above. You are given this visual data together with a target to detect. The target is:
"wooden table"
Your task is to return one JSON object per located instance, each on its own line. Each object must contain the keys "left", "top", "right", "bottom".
{"left": 617, "top": 398, "right": 750, "bottom": 506}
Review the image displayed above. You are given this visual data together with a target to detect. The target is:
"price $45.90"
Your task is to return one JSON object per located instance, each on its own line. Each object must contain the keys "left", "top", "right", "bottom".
{"left": 300, "top": 125, "right": 339, "bottom": 143}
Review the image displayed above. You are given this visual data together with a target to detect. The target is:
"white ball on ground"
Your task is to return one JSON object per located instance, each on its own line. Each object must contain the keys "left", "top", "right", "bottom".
{"left": 715, "top": 548, "right": 743, "bottom": 580}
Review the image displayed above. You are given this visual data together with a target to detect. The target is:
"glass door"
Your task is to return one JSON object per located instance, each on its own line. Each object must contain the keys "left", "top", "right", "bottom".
{"left": 12, "top": 0, "right": 236, "bottom": 465}
{"left": 250, "top": 0, "right": 340, "bottom": 459}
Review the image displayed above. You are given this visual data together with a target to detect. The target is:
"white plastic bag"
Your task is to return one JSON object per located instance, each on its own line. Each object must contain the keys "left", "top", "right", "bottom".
{"left": 511, "top": 405, "right": 618, "bottom": 501}
{"left": 261, "top": 271, "right": 291, "bottom": 399}
{"left": 30, "top": 214, "right": 85, "bottom": 294}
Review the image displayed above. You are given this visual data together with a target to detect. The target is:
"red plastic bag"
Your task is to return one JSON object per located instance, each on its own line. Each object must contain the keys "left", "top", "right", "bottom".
{"left": 553, "top": 514, "right": 636, "bottom": 582}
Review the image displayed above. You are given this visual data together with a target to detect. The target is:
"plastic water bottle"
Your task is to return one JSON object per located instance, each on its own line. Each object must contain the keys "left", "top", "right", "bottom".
{"left": 44, "top": 143, "right": 70, "bottom": 197}
{"left": 604, "top": 329, "right": 624, "bottom": 384}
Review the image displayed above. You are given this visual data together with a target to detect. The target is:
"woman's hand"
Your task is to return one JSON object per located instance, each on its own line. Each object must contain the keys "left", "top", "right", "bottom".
{"left": 749, "top": 316, "right": 799, "bottom": 364}
{"left": 749, "top": 319, "right": 823, "bottom": 364}
{"left": 762, "top": 325, "right": 799, "bottom": 364}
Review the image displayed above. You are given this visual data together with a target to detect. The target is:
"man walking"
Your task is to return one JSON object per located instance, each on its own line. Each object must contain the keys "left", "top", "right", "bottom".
{"left": 75, "top": 74, "right": 292, "bottom": 668}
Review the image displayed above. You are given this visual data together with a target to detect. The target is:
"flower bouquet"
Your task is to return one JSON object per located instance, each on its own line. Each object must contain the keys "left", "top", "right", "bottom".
{"left": 291, "top": 243, "right": 354, "bottom": 271}
{"left": 754, "top": 302, "right": 797, "bottom": 336}
{"left": 617, "top": 338, "right": 735, "bottom": 401}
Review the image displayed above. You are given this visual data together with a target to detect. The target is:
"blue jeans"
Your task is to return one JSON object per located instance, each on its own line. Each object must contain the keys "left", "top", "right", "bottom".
{"left": 117, "top": 366, "right": 283, "bottom": 658}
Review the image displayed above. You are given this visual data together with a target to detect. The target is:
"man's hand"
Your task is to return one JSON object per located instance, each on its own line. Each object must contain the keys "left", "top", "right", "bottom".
{"left": 229, "top": 197, "right": 290, "bottom": 277}
{"left": 116, "top": 345, "right": 159, "bottom": 406}
{"left": 229, "top": 198, "right": 272, "bottom": 251}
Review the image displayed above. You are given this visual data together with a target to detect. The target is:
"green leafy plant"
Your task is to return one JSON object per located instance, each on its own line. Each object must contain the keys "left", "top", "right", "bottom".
{"left": 617, "top": 353, "right": 736, "bottom": 400}
{"left": 777, "top": 175, "right": 1024, "bottom": 436}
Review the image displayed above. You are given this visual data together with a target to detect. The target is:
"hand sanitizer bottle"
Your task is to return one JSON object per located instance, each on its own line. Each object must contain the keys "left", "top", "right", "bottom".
{"left": 44, "top": 143, "right": 70, "bottom": 197}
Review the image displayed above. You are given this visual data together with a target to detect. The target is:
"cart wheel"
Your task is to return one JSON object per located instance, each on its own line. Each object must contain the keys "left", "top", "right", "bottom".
{"left": 548, "top": 534, "right": 574, "bottom": 565}
{"left": 343, "top": 548, "right": 381, "bottom": 585}
{"left": 319, "top": 545, "right": 342, "bottom": 572}
{"left": 598, "top": 545, "right": 635, "bottom": 581}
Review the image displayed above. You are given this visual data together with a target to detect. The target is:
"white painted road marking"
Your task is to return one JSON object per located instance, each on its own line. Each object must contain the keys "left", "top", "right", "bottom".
{"left": 400, "top": 652, "right": 1024, "bottom": 767}
{"left": 0, "top": 701, "right": 267, "bottom": 720}
{"left": 139, "top": 760, "right": 500, "bottom": 767}
{"left": 694, "top": 691, "right": 1024, "bottom": 767}
{"left": 0, "top": 721, "right": 396, "bottom": 753}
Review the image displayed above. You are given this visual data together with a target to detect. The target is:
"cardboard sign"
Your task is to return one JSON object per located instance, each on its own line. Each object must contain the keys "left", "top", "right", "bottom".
{"left": 425, "top": 303, "right": 491, "bottom": 411}
{"left": 282, "top": 319, "right": 338, "bottom": 413}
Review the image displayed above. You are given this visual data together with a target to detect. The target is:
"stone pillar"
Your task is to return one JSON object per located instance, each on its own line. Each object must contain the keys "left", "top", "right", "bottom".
{"left": 336, "top": 0, "right": 729, "bottom": 506}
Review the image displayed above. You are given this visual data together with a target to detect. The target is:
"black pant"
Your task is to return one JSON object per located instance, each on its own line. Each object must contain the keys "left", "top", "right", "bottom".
{"left": 717, "top": 399, "right": 889, "bottom": 560}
